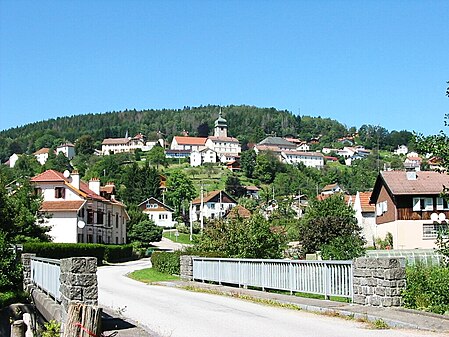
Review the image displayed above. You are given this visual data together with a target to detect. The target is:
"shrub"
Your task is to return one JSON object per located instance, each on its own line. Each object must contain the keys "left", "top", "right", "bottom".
{"left": 151, "top": 251, "right": 181, "bottom": 275}
{"left": 403, "top": 264, "right": 449, "bottom": 314}
{"left": 23, "top": 242, "right": 133, "bottom": 264}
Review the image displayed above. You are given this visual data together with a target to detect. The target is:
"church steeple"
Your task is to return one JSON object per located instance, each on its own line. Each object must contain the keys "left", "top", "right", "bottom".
{"left": 214, "top": 107, "right": 228, "bottom": 138}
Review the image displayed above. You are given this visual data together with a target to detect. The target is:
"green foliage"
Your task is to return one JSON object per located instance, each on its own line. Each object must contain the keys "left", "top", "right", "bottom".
{"left": 128, "top": 267, "right": 180, "bottom": 283}
{"left": 253, "top": 152, "right": 285, "bottom": 183}
{"left": 75, "top": 134, "right": 96, "bottom": 155}
{"left": 151, "top": 251, "right": 181, "bottom": 275}
{"left": 147, "top": 145, "right": 168, "bottom": 168}
{"left": 128, "top": 219, "right": 163, "bottom": 248}
{"left": 225, "top": 174, "right": 245, "bottom": 198}
{"left": 22, "top": 242, "right": 133, "bottom": 263}
{"left": 403, "top": 265, "right": 449, "bottom": 314}
{"left": 195, "top": 214, "right": 287, "bottom": 259}
{"left": 44, "top": 152, "right": 72, "bottom": 172}
{"left": 320, "top": 235, "right": 365, "bottom": 260}
{"left": 240, "top": 150, "right": 256, "bottom": 178}
{"left": 13, "top": 154, "right": 41, "bottom": 179}
{"left": 298, "top": 194, "right": 364, "bottom": 257}
{"left": 374, "top": 232, "right": 394, "bottom": 250}
{"left": 0, "top": 232, "right": 22, "bottom": 291}
{"left": 120, "top": 163, "right": 161, "bottom": 205}
{"left": 165, "top": 170, "right": 196, "bottom": 215}
{"left": 41, "top": 320, "right": 61, "bottom": 337}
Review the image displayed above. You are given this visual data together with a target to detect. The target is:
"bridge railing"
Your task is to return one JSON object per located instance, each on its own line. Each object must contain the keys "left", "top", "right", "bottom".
{"left": 30, "top": 256, "right": 61, "bottom": 302}
{"left": 192, "top": 257, "right": 353, "bottom": 300}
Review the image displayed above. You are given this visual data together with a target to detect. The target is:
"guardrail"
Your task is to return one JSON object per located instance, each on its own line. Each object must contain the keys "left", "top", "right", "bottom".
{"left": 366, "top": 249, "right": 444, "bottom": 266}
{"left": 30, "top": 256, "right": 61, "bottom": 301}
{"left": 193, "top": 257, "right": 353, "bottom": 300}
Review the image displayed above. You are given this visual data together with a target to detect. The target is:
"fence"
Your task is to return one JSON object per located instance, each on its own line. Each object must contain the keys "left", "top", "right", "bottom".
{"left": 192, "top": 257, "right": 353, "bottom": 300}
{"left": 30, "top": 256, "right": 61, "bottom": 301}
{"left": 366, "top": 249, "right": 444, "bottom": 266}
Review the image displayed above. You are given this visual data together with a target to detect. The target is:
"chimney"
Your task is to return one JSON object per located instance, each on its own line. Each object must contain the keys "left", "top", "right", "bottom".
{"left": 89, "top": 178, "right": 101, "bottom": 195}
{"left": 71, "top": 170, "right": 80, "bottom": 190}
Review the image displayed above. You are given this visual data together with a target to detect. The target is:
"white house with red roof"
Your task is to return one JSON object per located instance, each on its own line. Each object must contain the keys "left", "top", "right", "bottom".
{"left": 138, "top": 197, "right": 177, "bottom": 227}
{"left": 189, "top": 190, "right": 237, "bottom": 226}
{"left": 170, "top": 136, "right": 207, "bottom": 152}
{"left": 31, "top": 170, "right": 128, "bottom": 244}
{"left": 33, "top": 148, "right": 52, "bottom": 165}
{"left": 351, "top": 191, "right": 376, "bottom": 247}
{"left": 56, "top": 142, "right": 76, "bottom": 159}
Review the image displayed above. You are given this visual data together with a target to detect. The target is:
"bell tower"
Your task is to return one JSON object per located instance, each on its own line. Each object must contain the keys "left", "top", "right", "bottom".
{"left": 214, "top": 108, "right": 228, "bottom": 138}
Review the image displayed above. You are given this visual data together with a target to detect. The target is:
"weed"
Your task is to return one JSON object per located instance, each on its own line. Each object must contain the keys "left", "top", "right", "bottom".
{"left": 369, "top": 319, "right": 389, "bottom": 329}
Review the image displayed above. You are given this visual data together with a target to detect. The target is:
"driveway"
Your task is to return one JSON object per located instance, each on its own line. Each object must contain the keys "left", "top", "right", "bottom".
{"left": 97, "top": 259, "right": 446, "bottom": 337}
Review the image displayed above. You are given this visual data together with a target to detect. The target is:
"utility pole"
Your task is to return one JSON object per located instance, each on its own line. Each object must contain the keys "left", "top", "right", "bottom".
{"left": 189, "top": 200, "right": 193, "bottom": 241}
{"left": 200, "top": 182, "right": 204, "bottom": 231}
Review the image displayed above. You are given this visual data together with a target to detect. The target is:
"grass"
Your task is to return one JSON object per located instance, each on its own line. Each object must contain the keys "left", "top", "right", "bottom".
{"left": 128, "top": 268, "right": 180, "bottom": 283}
{"left": 0, "top": 290, "right": 29, "bottom": 308}
{"left": 163, "top": 232, "right": 197, "bottom": 245}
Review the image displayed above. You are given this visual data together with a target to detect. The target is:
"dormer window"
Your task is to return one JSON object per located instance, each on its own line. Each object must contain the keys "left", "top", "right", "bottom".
{"left": 55, "top": 187, "right": 65, "bottom": 199}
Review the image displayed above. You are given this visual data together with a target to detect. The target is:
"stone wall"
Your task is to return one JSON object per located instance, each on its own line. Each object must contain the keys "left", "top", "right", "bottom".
{"left": 59, "top": 257, "right": 98, "bottom": 312}
{"left": 21, "top": 253, "right": 36, "bottom": 290}
{"left": 180, "top": 255, "right": 195, "bottom": 281}
{"left": 353, "top": 257, "right": 406, "bottom": 307}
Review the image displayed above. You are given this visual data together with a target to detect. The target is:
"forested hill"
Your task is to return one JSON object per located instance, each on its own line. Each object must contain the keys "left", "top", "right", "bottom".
{"left": 0, "top": 105, "right": 351, "bottom": 161}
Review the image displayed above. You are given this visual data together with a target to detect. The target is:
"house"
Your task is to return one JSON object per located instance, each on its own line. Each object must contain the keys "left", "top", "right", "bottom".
{"left": 245, "top": 186, "right": 260, "bottom": 199}
{"left": 189, "top": 190, "right": 237, "bottom": 226}
{"left": 190, "top": 148, "right": 218, "bottom": 167}
{"left": 321, "top": 183, "right": 343, "bottom": 195}
{"left": 296, "top": 142, "right": 310, "bottom": 152}
{"left": 56, "top": 143, "right": 76, "bottom": 160}
{"left": 204, "top": 112, "right": 241, "bottom": 163}
{"left": 7, "top": 153, "right": 19, "bottom": 168}
{"left": 226, "top": 160, "right": 241, "bottom": 172}
{"left": 394, "top": 145, "right": 408, "bottom": 156}
{"left": 170, "top": 136, "right": 207, "bottom": 152}
{"left": 351, "top": 191, "right": 376, "bottom": 247}
{"left": 101, "top": 133, "right": 158, "bottom": 155}
{"left": 370, "top": 170, "right": 449, "bottom": 249}
{"left": 31, "top": 169, "right": 128, "bottom": 244}
{"left": 257, "top": 136, "right": 296, "bottom": 151}
{"left": 404, "top": 156, "right": 422, "bottom": 171}
{"left": 280, "top": 151, "right": 324, "bottom": 169}
{"left": 138, "top": 197, "right": 177, "bottom": 227}
{"left": 34, "top": 148, "right": 51, "bottom": 165}
{"left": 224, "top": 205, "right": 251, "bottom": 219}
{"left": 324, "top": 156, "right": 338, "bottom": 163}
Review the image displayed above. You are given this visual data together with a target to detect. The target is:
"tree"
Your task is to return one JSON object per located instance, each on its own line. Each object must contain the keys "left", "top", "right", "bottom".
{"left": 298, "top": 194, "right": 365, "bottom": 258}
{"left": 75, "top": 135, "right": 95, "bottom": 155}
{"left": 44, "top": 152, "right": 72, "bottom": 172}
{"left": 0, "top": 232, "right": 22, "bottom": 291}
{"left": 195, "top": 214, "right": 287, "bottom": 259}
{"left": 253, "top": 152, "right": 283, "bottom": 183}
{"left": 128, "top": 219, "right": 162, "bottom": 247}
{"left": 197, "top": 122, "right": 210, "bottom": 137}
{"left": 165, "top": 170, "right": 196, "bottom": 216}
{"left": 147, "top": 145, "right": 168, "bottom": 168}
{"left": 225, "top": 175, "right": 245, "bottom": 198}
{"left": 240, "top": 150, "right": 256, "bottom": 178}
{"left": 13, "top": 154, "right": 41, "bottom": 178}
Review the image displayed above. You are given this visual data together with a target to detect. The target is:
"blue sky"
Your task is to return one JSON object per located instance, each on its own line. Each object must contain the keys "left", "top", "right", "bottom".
{"left": 0, "top": 0, "right": 448, "bottom": 135}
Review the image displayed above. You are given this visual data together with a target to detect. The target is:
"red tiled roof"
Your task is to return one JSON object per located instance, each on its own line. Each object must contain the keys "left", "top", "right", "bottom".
{"left": 191, "top": 190, "right": 236, "bottom": 205}
{"left": 379, "top": 171, "right": 449, "bottom": 195}
{"left": 31, "top": 170, "right": 66, "bottom": 182}
{"left": 102, "top": 138, "right": 130, "bottom": 145}
{"left": 173, "top": 136, "right": 207, "bottom": 146}
{"left": 33, "top": 148, "right": 51, "bottom": 155}
{"left": 225, "top": 205, "right": 251, "bottom": 219}
{"left": 359, "top": 191, "right": 375, "bottom": 212}
{"left": 41, "top": 200, "right": 85, "bottom": 212}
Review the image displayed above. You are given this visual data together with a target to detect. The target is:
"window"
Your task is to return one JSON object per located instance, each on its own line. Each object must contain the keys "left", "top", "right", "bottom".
{"left": 55, "top": 187, "right": 65, "bottom": 199}
{"left": 78, "top": 208, "right": 85, "bottom": 218}
{"left": 97, "top": 235, "right": 103, "bottom": 244}
{"left": 87, "top": 209, "right": 94, "bottom": 224}
{"left": 77, "top": 233, "right": 84, "bottom": 243}
{"left": 107, "top": 212, "right": 112, "bottom": 227}
{"left": 436, "top": 197, "right": 449, "bottom": 210}
{"left": 115, "top": 237, "right": 119, "bottom": 244}
{"left": 210, "top": 203, "right": 215, "bottom": 209}
{"left": 376, "top": 201, "right": 388, "bottom": 216}
{"left": 413, "top": 197, "right": 433, "bottom": 211}
{"left": 115, "top": 213, "right": 119, "bottom": 228}
{"left": 423, "top": 223, "right": 448, "bottom": 239}
{"left": 34, "top": 188, "right": 42, "bottom": 196}
{"left": 97, "top": 210, "right": 104, "bottom": 225}
{"left": 87, "top": 234, "right": 93, "bottom": 243}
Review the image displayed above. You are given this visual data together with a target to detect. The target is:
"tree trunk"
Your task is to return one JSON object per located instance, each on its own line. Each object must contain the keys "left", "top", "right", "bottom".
{"left": 63, "top": 303, "right": 102, "bottom": 337}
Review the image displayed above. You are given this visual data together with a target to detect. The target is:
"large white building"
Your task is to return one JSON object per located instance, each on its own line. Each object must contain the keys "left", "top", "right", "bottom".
{"left": 101, "top": 133, "right": 162, "bottom": 155}
{"left": 31, "top": 170, "right": 128, "bottom": 244}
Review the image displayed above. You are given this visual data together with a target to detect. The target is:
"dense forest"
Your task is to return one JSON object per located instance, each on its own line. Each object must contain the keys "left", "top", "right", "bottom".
{"left": 0, "top": 105, "right": 414, "bottom": 162}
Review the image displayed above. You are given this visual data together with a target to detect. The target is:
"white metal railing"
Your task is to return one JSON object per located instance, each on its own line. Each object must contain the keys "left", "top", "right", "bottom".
{"left": 192, "top": 258, "right": 353, "bottom": 300}
{"left": 365, "top": 249, "right": 444, "bottom": 266}
{"left": 30, "top": 256, "right": 61, "bottom": 301}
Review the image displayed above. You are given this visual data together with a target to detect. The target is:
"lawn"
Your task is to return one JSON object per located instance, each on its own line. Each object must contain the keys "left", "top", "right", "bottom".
{"left": 163, "top": 232, "right": 197, "bottom": 245}
{"left": 128, "top": 268, "right": 180, "bottom": 283}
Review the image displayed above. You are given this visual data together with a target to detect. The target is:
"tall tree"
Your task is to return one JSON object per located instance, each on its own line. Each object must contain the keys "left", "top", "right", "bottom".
{"left": 240, "top": 150, "right": 256, "bottom": 178}
{"left": 165, "top": 170, "right": 196, "bottom": 216}
{"left": 225, "top": 175, "right": 245, "bottom": 198}
{"left": 147, "top": 145, "right": 168, "bottom": 169}
{"left": 75, "top": 135, "right": 96, "bottom": 155}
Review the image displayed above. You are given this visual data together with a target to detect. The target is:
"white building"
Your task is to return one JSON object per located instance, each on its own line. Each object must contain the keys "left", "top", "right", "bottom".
{"left": 101, "top": 133, "right": 161, "bottom": 155}
{"left": 170, "top": 136, "right": 207, "bottom": 152}
{"left": 56, "top": 143, "right": 76, "bottom": 160}
{"left": 138, "top": 197, "right": 177, "bottom": 227}
{"left": 190, "top": 148, "right": 218, "bottom": 167}
{"left": 33, "top": 148, "right": 51, "bottom": 165}
{"left": 394, "top": 145, "right": 408, "bottom": 155}
{"left": 31, "top": 170, "right": 128, "bottom": 244}
{"left": 351, "top": 191, "right": 376, "bottom": 247}
{"left": 189, "top": 190, "right": 237, "bottom": 224}
{"left": 7, "top": 153, "right": 19, "bottom": 168}
{"left": 296, "top": 142, "right": 310, "bottom": 152}
{"left": 204, "top": 112, "right": 241, "bottom": 162}
{"left": 280, "top": 151, "right": 324, "bottom": 169}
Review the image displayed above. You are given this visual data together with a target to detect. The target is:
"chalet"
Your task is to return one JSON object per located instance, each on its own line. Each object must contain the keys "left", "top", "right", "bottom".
{"left": 245, "top": 186, "right": 260, "bottom": 199}
{"left": 31, "top": 170, "right": 128, "bottom": 244}
{"left": 224, "top": 205, "right": 251, "bottom": 219}
{"left": 370, "top": 170, "right": 449, "bottom": 249}
{"left": 189, "top": 190, "right": 237, "bottom": 225}
{"left": 404, "top": 156, "right": 422, "bottom": 171}
{"left": 138, "top": 197, "right": 176, "bottom": 227}
{"left": 321, "top": 183, "right": 343, "bottom": 195}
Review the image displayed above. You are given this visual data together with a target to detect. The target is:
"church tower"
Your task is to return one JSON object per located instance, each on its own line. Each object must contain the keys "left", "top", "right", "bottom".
{"left": 214, "top": 108, "right": 228, "bottom": 138}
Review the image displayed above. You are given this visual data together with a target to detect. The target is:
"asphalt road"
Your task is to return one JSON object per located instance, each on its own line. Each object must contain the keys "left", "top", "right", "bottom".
{"left": 97, "top": 259, "right": 446, "bottom": 337}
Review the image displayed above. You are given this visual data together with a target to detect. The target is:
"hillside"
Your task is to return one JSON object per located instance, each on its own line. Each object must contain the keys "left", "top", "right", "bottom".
{"left": 0, "top": 105, "right": 350, "bottom": 162}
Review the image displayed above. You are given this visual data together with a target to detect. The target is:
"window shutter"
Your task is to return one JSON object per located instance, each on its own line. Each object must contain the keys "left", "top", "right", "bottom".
{"left": 412, "top": 198, "right": 421, "bottom": 211}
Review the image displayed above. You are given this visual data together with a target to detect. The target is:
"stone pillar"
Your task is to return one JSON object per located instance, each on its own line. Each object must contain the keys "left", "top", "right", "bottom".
{"left": 21, "top": 253, "right": 36, "bottom": 290}
{"left": 353, "top": 257, "right": 406, "bottom": 307}
{"left": 180, "top": 255, "right": 195, "bottom": 281}
{"left": 59, "top": 257, "right": 98, "bottom": 312}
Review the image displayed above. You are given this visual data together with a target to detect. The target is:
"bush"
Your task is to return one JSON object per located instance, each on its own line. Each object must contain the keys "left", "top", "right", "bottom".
{"left": 0, "top": 232, "right": 23, "bottom": 291}
{"left": 403, "top": 264, "right": 449, "bottom": 314}
{"left": 151, "top": 251, "right": 181, "bottom": 275}
{"left": 23, "top": 242, "right": 134, "bottom": 264}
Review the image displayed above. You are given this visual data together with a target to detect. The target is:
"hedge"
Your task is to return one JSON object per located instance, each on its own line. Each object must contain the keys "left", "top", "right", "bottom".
{"left": 23, "top": 242, "right": 133, "bottom": 264}
{"left": 403, "top": 264, "right": 449, "bottom": 314}
{"left": 151, "top": 251, "right": 181, "bottom": 275}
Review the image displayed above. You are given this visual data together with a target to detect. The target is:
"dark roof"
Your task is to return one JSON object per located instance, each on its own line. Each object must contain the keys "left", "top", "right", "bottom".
{"left": 259, "top": 137, "right": 296, "bottom": 148}
{"left": 191, "top": 190, "right": 237, "bottom": 205}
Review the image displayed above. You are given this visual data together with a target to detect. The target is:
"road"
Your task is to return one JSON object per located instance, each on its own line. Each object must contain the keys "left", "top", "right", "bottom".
{"left": 97, "top": 259, "right": 446, "bottom": 337}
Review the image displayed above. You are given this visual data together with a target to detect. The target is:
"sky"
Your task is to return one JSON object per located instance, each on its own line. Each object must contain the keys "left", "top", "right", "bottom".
{"left": 0, "top": 0, "right": 448, "bottom": 135}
